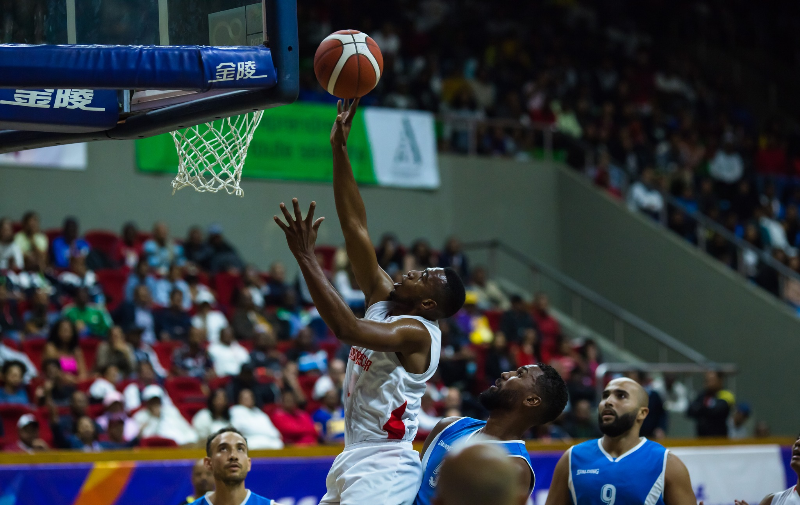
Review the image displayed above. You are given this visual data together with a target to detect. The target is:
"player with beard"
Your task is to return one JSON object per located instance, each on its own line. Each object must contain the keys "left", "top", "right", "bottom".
{"left": 414, "top": 364, "right": 569, "bottom": 505}
{"left": 190, "top": 427, "right": 277, "bottom": 505}
{"left": 545, "top": 378, "right": 697, "bottom": 505}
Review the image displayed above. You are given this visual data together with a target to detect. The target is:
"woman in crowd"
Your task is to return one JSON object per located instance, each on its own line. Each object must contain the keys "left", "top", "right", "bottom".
{"left": 43, "top": 319, "right": 87, "bottom": 381}
{"left": 192, "top": 388, "right": 232, "bottom": 441}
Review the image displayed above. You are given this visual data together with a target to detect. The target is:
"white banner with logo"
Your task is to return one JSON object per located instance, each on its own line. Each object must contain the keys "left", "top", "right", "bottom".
{"left": 363, "top": 107, "right": 439, "bottom": 189}
{"left": 0, "top": 143, "right": 87, "bottom": 170}
{"left": 670, "top": 444, "right": 787, "bottom": 504}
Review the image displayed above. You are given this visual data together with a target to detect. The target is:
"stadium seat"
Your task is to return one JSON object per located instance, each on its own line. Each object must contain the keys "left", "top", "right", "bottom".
{"left": 84, "top": 230, "right": 120, "bottom": 259}
{"left": 87, "top": 404, "right": 105, "bottom": 418}
{"left": 21, "top": 339, "right": 47, "bottom": 369}
{"left": 262, "top": 403, "right": 279, "bottom": 417}
{"left": 2, "top": 338, "right": 20, "bottom": 351}
{"left": 297, "top": 374, "right": 319, "bottom": 401}
{"left": 34, "top": 408, "right": 53, "bottom": 446}
{"left": 314, "top": 245, "right": 337, "bottom": 272}
{"left": 177, "top": 402, "right": 206, "bottom": 423}
{"left": 483, "top": 310, "right": 502, "bottom": 332}
{"left": 164, "top": 377, "right": 206, "bottom": 404}
{"left": 76, "top": 378, "right": 95, "bottom": 393}
{"left": 319, "top": 340, "right": 341, "bottom": 361}
{"left": 239, "top": 340, "right": 254, "bottom": 352}
{"left": 95, "top": 269, "right": 128, "bottom": 312}
{"left": 43, "top": 228, "right": 61, "bottom": 249}
{"left": 212, "top": 272, "right": 243, "bottom": 308}
{"left": 0, "top": 404, "right": 36, "bottom": 446}
{"left": 79, "top": 338, "right": 102, "bottom": 371}
{"left": 276, "top": 341, "right": 293, "bottom": 355}
{"left": 140, "top": 436, "right": 178, "bottom": 448}
{"left": 152, "top": 341, "right": 182, "bottom": 372}
{"left": 207, "top": 376, "right": 231, "bottom": 391}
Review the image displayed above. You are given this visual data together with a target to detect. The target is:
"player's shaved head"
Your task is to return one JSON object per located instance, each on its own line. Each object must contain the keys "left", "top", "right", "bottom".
{"left": 432, "top": 443, "right": 519, "bottom": 505}
{"left": 608, "top": 378, "right": 649, "bottom": 409}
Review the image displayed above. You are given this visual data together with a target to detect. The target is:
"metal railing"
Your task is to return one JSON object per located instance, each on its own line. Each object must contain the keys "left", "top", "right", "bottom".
{"left": 461, "top": 240, "right": 714, "bottom": 365}
{"left": 594, "top": 362, "right": 739, "bottom": 401}
{"left": 436, "top": 114, "right": 556, "bottom": 158}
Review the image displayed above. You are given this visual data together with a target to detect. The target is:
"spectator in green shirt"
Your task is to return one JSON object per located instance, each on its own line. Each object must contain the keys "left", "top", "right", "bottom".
{"left": 62, "top": 287, "right": 112, "bottom": 338}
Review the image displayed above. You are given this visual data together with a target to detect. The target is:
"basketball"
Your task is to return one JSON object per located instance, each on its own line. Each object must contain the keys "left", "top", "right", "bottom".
{"left": 314, "top": 30, "right": 383, "bottom": 99}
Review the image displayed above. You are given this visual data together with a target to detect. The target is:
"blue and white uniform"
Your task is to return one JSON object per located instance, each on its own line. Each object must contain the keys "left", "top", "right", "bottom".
{"left": 414, "top": 417, "right": 535, "bottom": 505}
{"left": 568, "top": 438, "right": 669, "bottom": 505}
{"left": 190, "top": 490, "right": 276, "bottom": 505}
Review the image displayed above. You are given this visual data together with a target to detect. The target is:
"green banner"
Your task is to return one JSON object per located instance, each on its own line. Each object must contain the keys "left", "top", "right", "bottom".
{"left": 136, "top": 102, "right": 377, "bottom": 184}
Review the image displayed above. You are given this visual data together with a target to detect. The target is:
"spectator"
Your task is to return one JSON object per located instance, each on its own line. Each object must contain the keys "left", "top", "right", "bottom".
{"left": 627, "top": 167, "right": 664, "bottom": 220}
{"left": 0, "top": 340, "right": 37, "bottom": 384}
{"left": 243, "top": 265, "right": 266, "bottom": 309}
{"left": 124, "top": 258, "right": 158, "bottom": 302}
{"left": 297, "top": 253, "right": 330, "bottom": 305}
{"left": 206, "top": 224, "right": 244, "bottom": 273}
{"left": 688, "top": 371, "right": 735, "bottom": 437}
{"left": 95, "top": 326, "right": 137, "bottom": 378}
{"left": 375, "top": 234, "right": 405, "bottom": 276}
{"left": 563, "top": 398, "right": 602, "bottom": 439}
{"left": 35, "top": 359, "right": 77, "bottom": 407}
{"left": 512, "top": 327, "right": 538, "bottom": 368}
{"left": 286, "top": 328, "right": 327, "bottom": 374}
{"left": 208, "top": 328, "right": 250, "bottom": 377}
{"left": 62, "top": 286, "right": 112, "bottom": 338}
{"left": 114, "top": 285, "right": 157, "bottom": 344}
{"left": 270, "top": 389, "right": 318, "bottom": 446}
{"left": 453, "top": 292, "right": 493, "bottom": 345}
{"left": 313, "top": 387, "right": 345, "bottom": 444}
{"left": 249, "top": 330, "right": 284, "bottom": 381}
{"left": 332, "top": 251, "right": 364, "bottom": 311}
{"left": 0, "top": 360, "right": 30, "bottom": 404}
{"left": 730, "top": 180, "right": 759, "bottom": 222}
{"left": 172, "top": 327, "right": 213, "bottom": 379}
{"left": 485, "top": 332, "right": 517, "bottom": 385}
{"left": 0, "top": 282, "right": 22, "bottom": 339}
{"left": 728, "top": 403, "right": 751, "bottom": 439}
{"left": 753, "top": 421, "right": 771, "bottom": 438}
{"left": 113, "top": 222, "right": 143, "bottom": 269}
{"left": 655, "top": 373, "right": 690, "bottom": 414}
{"left": 143, "top": 222, "right": 184, "bottom": 275}
{"left": 4, "top": 414, "right": 49, "bottom": 453}
{"left": 23, "top": 288, "right": 59, "bottom": 338}
{"left": 88, "top": 363, "right": 122, "bottom": 402}
{"left": 48, "top": 389, "right": 90, "bottom": 438}
{"left": 44, "top": 319, "right": 87, "bottom": 380}
{"left": 191, "top": 292, "right": 228, "bottom": 345}
{"left": 500, "top": 295, "right": 538, "bottom": 345}
{"left": 708, "top": 137, "right": 745, "bottom": 191}
{"left": 51, "top": 217, "right": 90, "bottom": 269}
{"left": 192, "top": 388, "right": 232, "bottom": 441}
{"left": 175, "top": 459, "right": 215, "bottom": 505}
{"left": 125, "top": 326, "right": 167, "bottom": 378}
{"left": 58, "top": 255, "right": 104, "bottom": 304}
{"left": 154, "top": 288, "right": 192, "bottom": 341}
{"left": 96, "top": 390, "right": 139, "bottom": 443}
{"left": 184, "top": 265, "right": 215, "bottom": 306}
{"left": 230, "top": 289, "right": 272, "bottom": 341}
{"left": 759, "top": 205, "right": 791, "bottom": 252}
{"left": 6, "top": 253, "right": 53, "bottom": 296}
{"left": 183, "top": 226, "right": 213, "bottom": 270}
{"left": 263, "top": 262, "right": 290, "bottom": 306}
{"left": 403, "top": 239, "right": 438, "bottom": 272}
{"left": 229, "top": 388, "right": 283, "bottom": 449}
{"left": 312, "top": 358, "right": 345, "bottom": 404}
{"left": 468, "top": 266, "right": 510, "bottom": 311}
{"left": 226, "top": 363, "right": 279, "bottom": 408}
{"left": 62, "top": 415, "right": 103, "bottom": 451}
{"left": 99, "top": 415, "right": 138, "bottom": 449}
{"left": 133, "top": 385, "right": 198, "bottom": 445}
{"left": 578, "top": 340, "right": 601, "bottom": 382}
{"left": 275, "top": 290, "right": 313, "bottom": 340}
{"left": 0, "top": 217, "right": 23, "bottom": 270}
{"left": 153, "top": 264, "right": 191, "bottom": 310}
{"left": 438, "top": 237, "right": 469, "bottom": 280}
{"left": 122, "top": 360, "right": 166, "bottom": 411}
{"left": 531, "top": 293, "right": 560, "bottom": 363}
{"left": 13, "top": 211, "right": 48, "bottom": 268}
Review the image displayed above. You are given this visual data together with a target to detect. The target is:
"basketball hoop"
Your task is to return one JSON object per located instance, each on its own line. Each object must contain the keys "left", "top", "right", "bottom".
{"left": 169, "top": 111, "right": 264, "bottom": 196}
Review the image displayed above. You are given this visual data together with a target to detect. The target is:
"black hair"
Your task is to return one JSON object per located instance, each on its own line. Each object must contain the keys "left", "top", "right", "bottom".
{"left": 438, "top": 267, "right": 466, "bottom": 319}
{"left": 509, "top": 294, "right": 524, "bottom": 305}
{"left": 206, "top": 426, "right": 247, "bottom": 456}
{"left": 207, "top": 388, "right": 231, "bottom": 422}
{"left": 21, "top": 211, "right": 38, "bottom": 225}
{"left": 2, "top": 360, "right": 26, "bottom": 378}
{"left": 48, "top": 319, "right": 79, "bottom": 351}
{"left": 534, "top": 363, "right": 569, "bottom": 425}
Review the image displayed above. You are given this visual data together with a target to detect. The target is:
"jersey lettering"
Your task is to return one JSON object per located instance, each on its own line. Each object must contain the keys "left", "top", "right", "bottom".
{"left": 348, "top": 347, "right": 373, "bottom": 371}
{"left": 601, "top": 484, "right": 616, "bottom": 505}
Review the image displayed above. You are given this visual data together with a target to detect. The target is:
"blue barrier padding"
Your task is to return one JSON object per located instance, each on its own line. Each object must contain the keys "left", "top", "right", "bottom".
{"left": 0, "top": 88, "right": 119, "bottom": 133}
{"left": 0, "top": 44, "right": 277, "bottom": 91}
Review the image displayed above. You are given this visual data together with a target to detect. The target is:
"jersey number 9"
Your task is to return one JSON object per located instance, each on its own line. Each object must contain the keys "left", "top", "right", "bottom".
{"left": 601, "top": 484, "right": 616, "bottom": 505}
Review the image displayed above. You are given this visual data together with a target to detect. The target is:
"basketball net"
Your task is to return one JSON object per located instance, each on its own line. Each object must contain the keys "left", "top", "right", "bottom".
{"left": 169, "top": 111, "right": 264, "bottom": 196}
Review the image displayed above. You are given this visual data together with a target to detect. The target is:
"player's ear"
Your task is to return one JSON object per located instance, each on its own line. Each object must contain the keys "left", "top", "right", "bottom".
{"left": 638, "top": 406, "right": 649, "bottom": 421}
{"left": 524, "top": 393, "right": 541, "bottom": 408}
{"left": 420, "top": 298, "right": 436, "bottom": 311}
{"left": 246, "top": 457, "right": 251, "bottom": 472}
{"left": 204, "top": 457, "right": 212, "bottom": 470}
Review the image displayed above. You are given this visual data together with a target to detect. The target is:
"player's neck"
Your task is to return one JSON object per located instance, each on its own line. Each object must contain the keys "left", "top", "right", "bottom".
{"left": 600, "top": 431, "right": 643, "bottom": 458}
{"left": 482, "top": 412, "right": 527, "bottom": 441}
{"left": 208, "top": 482, "right": 248, "bottom": 505}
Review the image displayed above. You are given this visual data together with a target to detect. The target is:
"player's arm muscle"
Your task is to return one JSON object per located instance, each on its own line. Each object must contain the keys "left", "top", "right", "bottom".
{"left": 511, "top": 458, "right": 533, "bottom": 505}
{"left": 663, "top": 453, "right": 697, "bottom": 505}
{"left": 340, "top": 317, "right": 431, "bottom": 354}
{"left": 544, "top": 451, "right": 572, "bottom": 505}
{"left": 331, "top": 121, "right": 393, "bottom": 305}
{"left": 420, "top": 417, "right": 460, "bottom": 460}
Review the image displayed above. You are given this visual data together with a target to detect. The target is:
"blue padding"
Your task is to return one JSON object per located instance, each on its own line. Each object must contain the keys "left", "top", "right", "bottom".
{"left": 0, "top": 88, "right": 119, "bottom": 132}
{"left": 0, "top": 44, "right": 277, "bottom": 91}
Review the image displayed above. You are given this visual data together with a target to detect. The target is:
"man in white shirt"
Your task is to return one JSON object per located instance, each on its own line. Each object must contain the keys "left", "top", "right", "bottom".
{"left": 208, "top": 327, "right": 250, "bottom": 377}
{"left": 132, "top": 385, "right": 198, "bottom": 446}
{"left": 229, "top": 389, "right": 283, "bottom": 450}
{"left": 191, "top": 292, "right": 228, "bottom": 344}
{"left": 628, "top": 167, "right": 664, "bottom": 220}
{"left": 709, "top": 138, "right": 744, "bottom": 185}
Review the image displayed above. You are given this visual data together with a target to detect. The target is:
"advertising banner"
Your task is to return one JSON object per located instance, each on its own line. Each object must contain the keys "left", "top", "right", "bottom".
{"left": 0, "top": 144, "right": 87, "bottom": 170}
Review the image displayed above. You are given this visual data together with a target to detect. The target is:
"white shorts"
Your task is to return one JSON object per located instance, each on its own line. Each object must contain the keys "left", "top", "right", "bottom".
{"left": 319, "top": 441, "right": 423, "bottom": 505}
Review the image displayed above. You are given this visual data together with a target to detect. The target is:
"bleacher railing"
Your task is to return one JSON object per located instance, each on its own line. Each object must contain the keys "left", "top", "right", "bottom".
{"left": 595, "top": 362, "right": 739, "bottom": 402}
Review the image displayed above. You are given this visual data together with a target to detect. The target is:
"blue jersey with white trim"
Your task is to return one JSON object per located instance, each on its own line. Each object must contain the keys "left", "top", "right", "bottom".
{"left": 190, "top": 490, "right": 276, "bottom": 505}
{"left": 568, "top": 438, "right": 668, "bottom": 505}
{"left": 414, "top": 417, "right": 535, "bottom": 505}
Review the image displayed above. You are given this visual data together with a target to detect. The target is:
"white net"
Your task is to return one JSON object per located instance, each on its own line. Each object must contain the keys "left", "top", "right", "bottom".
{"left": 169, "top": 111, "right": 264, "bottom": 196}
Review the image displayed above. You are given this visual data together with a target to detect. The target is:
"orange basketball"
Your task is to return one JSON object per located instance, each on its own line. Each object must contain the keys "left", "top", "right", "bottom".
{"left": 314, "top": 30, "right": 384, "bottom": 99}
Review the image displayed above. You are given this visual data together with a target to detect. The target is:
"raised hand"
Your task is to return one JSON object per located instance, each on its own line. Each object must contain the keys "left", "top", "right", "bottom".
{"left": 330, "top": 98, "right": 360, "bottom": 147}
{"left": 274, "top": 198, "right": 325, "bottom": 258}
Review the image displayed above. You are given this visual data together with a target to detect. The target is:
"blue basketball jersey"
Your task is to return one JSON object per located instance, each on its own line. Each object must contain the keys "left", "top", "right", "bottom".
{"left": 414, "top": 417, "right": 535, "bottom": 505}
{"left": 190, "top": 490, "right": 276, "bottom": 505}
{"left": 568, "top": 438, "right": 669, "bottom": 505}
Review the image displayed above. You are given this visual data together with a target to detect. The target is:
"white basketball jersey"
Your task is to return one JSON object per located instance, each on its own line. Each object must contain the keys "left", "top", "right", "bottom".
{"left": 772, "top": 487, "right": 800, "bottom": 505}
{"left": 343, "top": 301, "right": 441, "bottom": 446}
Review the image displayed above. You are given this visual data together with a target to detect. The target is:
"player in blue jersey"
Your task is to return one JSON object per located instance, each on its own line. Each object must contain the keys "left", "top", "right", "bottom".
{"left": 191, "top": 427, "right": 278, "bottom": 505}
{"left": 415, "top": 364, "right": 569, "bottom": 505}
{"left": 545, "top": 378, "right": 697, "bottom": 505}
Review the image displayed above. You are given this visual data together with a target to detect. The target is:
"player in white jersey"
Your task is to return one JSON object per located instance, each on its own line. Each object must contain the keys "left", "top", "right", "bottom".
{"left": 273, "top": 98, "right": 466, "bottom": 505}
{"left": 736, "top": 433, "right": 800, "bottom": 505}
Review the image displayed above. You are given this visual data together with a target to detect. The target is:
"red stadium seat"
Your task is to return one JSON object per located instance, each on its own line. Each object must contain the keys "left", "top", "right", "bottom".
{"left": 207, "top": 376, "right": 231, "bottom": 391}
{"left": 319, "top": 340, "right": 341, "bottom": 361}
{"left": 177, "top": 402, "right": 206, "bottom": 423}
{"left": 164, "top": 377, "right": 206, "bottom": 404}
{"left": 0, "top": 404, "right": 36, "bottom": 446}
{"left": 262, "top": 403, "right": 279, "bottom": 417}
{"left": 79, "top": 338, "right": 102, "bottom": 371}
{"left": 239, "top": 340, "right": 254, "bottom": 352}
{"left": 95, "top": 269, "right": 128, "bottom": 312}
{"left": 484, "top": 310, "right": 502, "bottom": 333}
{"left": 2, "top": 338, "right": 20, "bottom": 351}
{"left": 76, "top": 378, "right": 95, "bottom": 393}
{"left": 314, "top": 245, "right": 337, "bottom": 272}
{"left": 212, "top": 272, "right": 243, "bottom": 308}
{"left": 140, "top": 436, "right": 178, "bottom": 448}
{"left": 276, "top": 341, "right": 293, "bottom": 355}
{"left": 87, "top": 403, "right": 105, "bottom": 419}
{"left": 84, "top": 230, "right": 120, "bottom": 259}
{"left": 34, "top": 407, "right": 53, "bottom": 446}
{"left": 152, "top": 341, "right": 182, "bottom": 372}
{"left": 21, "top": 339, "right": 47, "bottom": 369}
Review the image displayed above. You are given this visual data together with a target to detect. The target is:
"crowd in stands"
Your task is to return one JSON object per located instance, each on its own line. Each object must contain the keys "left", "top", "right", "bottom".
{"left": 295, "top": 1, "right": 800, "bottom": 310}
{"left": 0, "top": 211, "right": 763, "bottom": 452}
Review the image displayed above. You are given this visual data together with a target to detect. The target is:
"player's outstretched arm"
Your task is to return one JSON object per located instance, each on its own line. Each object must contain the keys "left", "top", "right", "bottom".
{"left": 544, "top": 450, "right": 573, "bottom": 505}
{"left": 663, "top": 453, "right": 698, "bottom": 505}
{"left": 330, "top": 99, "right": 394, "bottom": 306}
{"left": 275, "top": 199, "right": 429, "bottom": 354}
